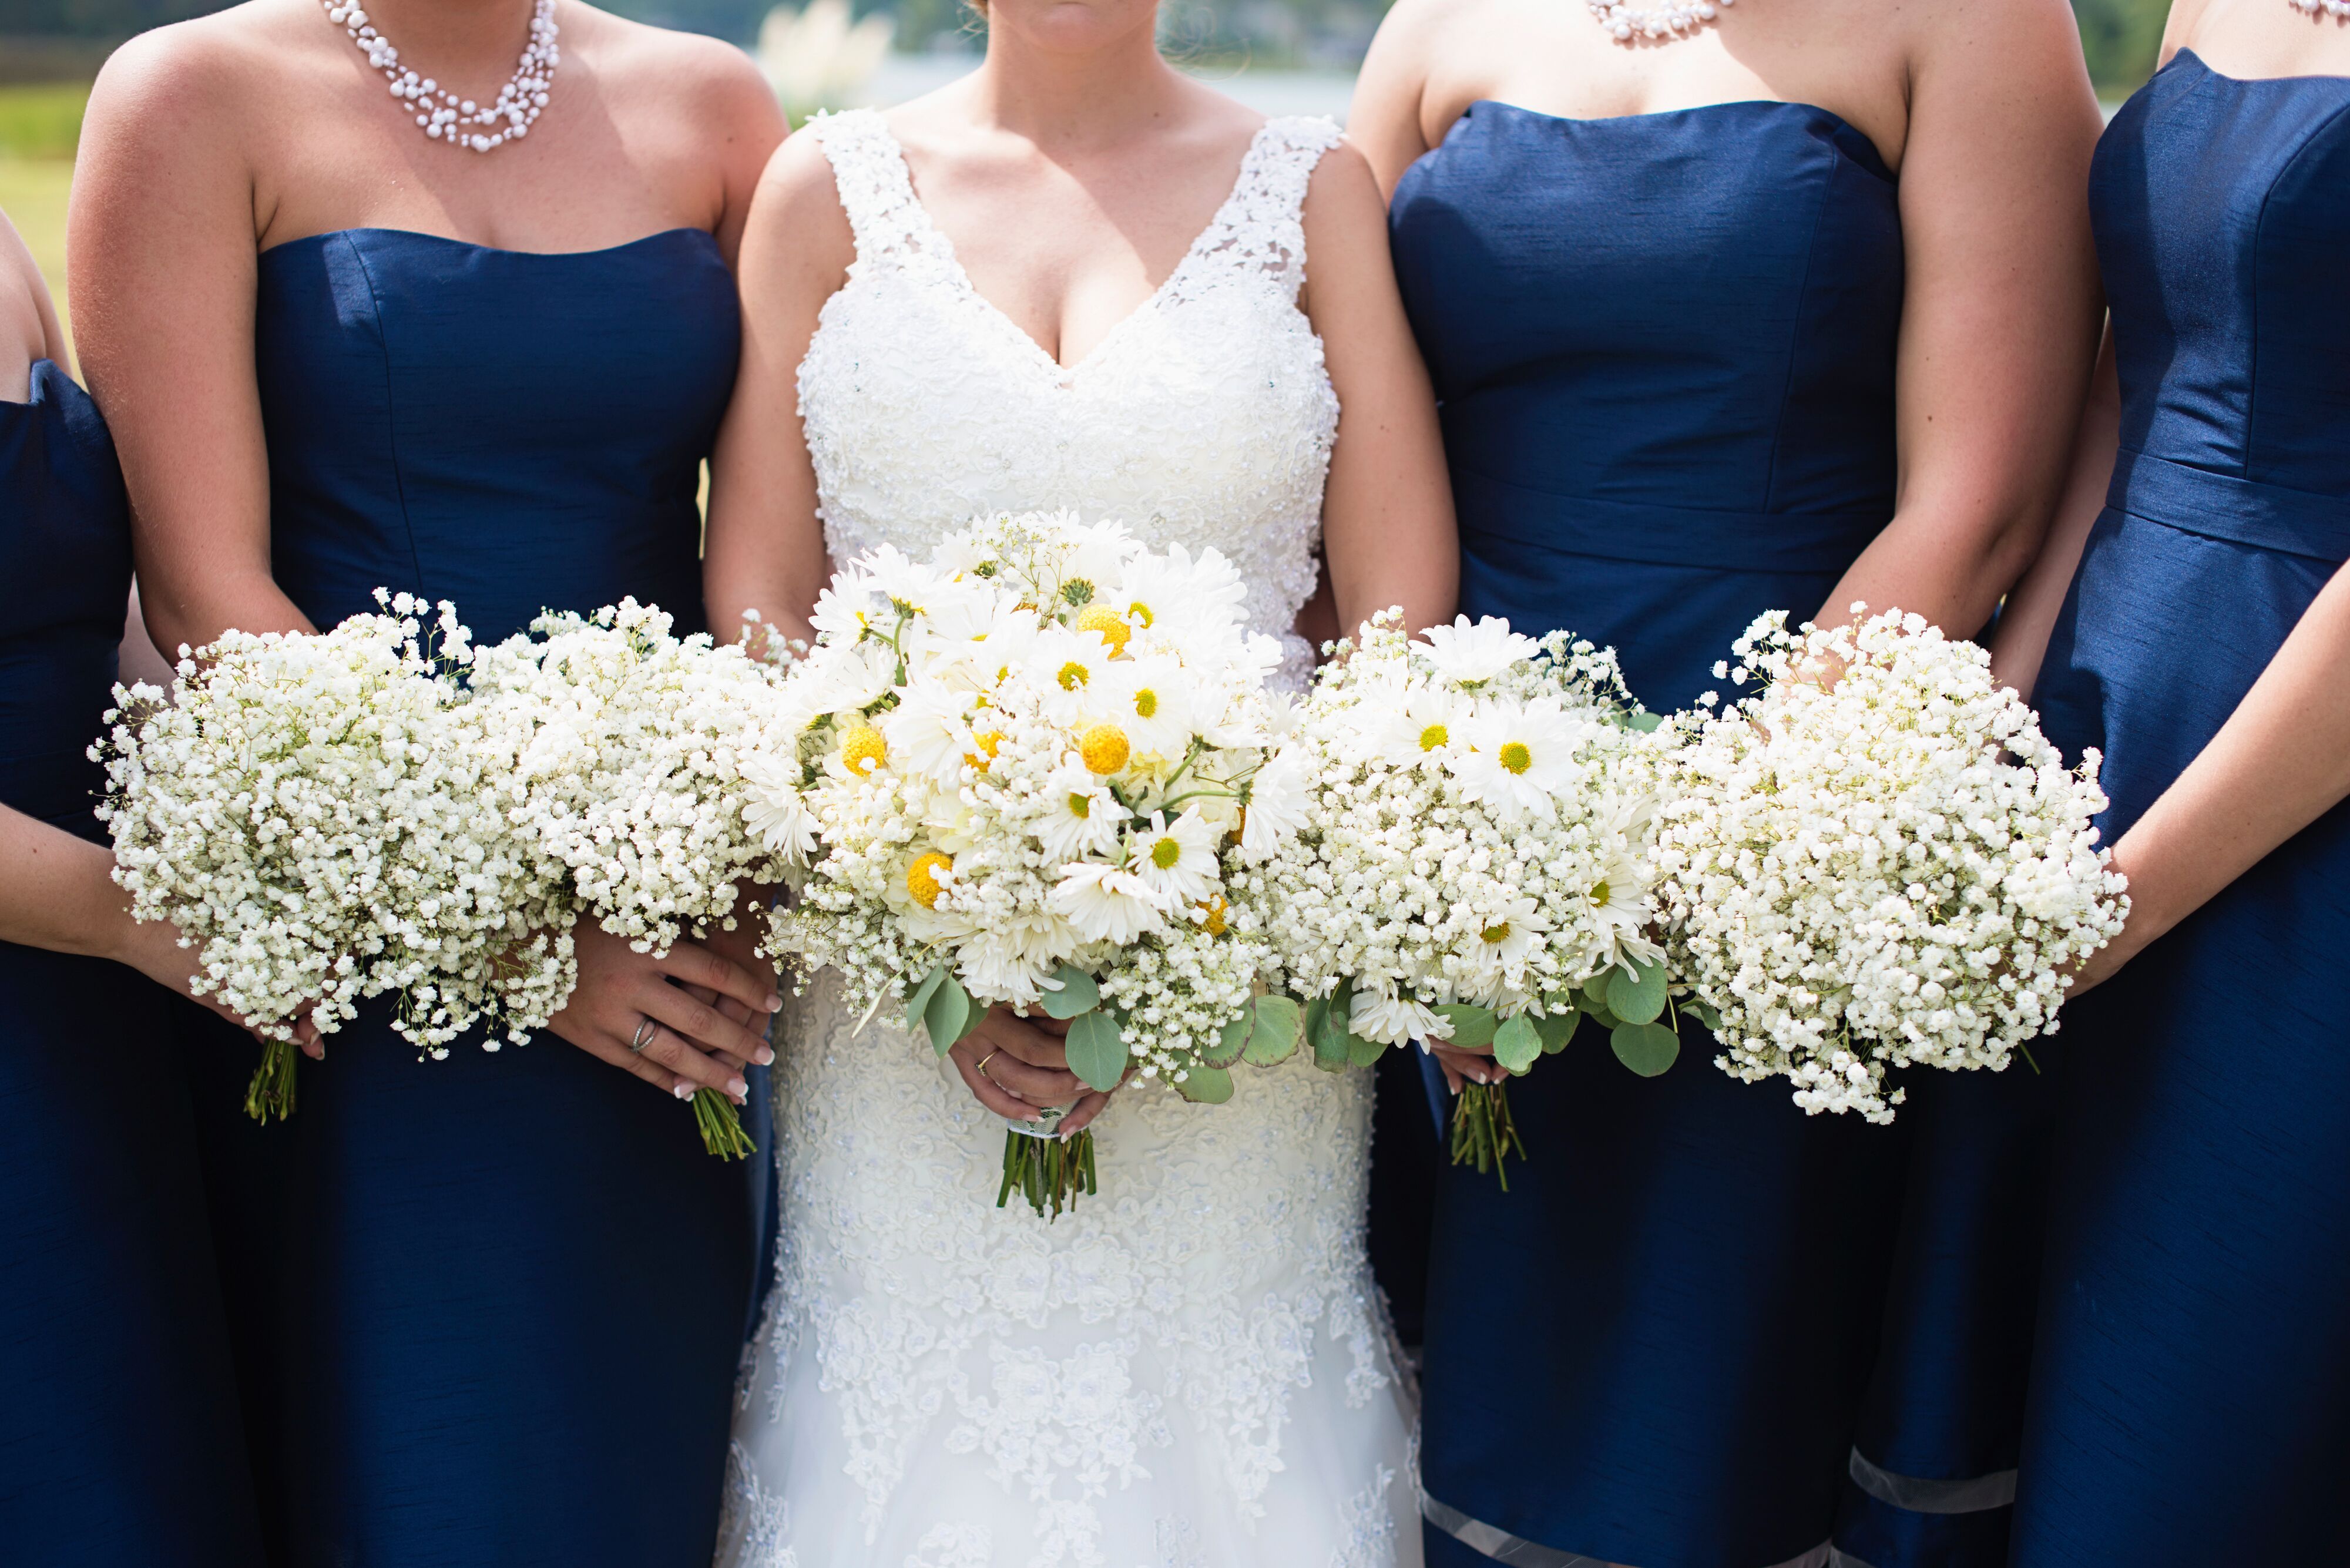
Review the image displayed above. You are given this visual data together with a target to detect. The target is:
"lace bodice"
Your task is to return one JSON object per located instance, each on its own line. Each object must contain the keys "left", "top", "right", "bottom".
{"left": 797, "top": 109, "right": 1343, "bottom": 685}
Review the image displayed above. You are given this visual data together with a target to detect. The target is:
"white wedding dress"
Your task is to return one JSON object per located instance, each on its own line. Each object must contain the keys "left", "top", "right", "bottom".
{"left": 716, "top": 109, "right": 1421, "bottom": 1568}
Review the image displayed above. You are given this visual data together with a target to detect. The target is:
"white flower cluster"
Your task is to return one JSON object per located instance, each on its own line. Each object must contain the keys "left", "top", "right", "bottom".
{"left": 748, "top": 512, "right": 1297, "bottom": 1092}
{"left": 466, "top": 599, "right": 780, "bottom": 955}
{"left": 1655, "top": 607, "right": 2129, "bottom": 1123}
{"left": 1259, "top": 612, "right": 1666, "bottom": 1057}
{"left": 95, "top": 594, "right": 575, "bottom": 1055}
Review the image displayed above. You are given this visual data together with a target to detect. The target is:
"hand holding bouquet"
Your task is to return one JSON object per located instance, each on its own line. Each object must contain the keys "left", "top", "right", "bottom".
{"left": 746, "top": 511, "right": 1305, "bottom": 1216}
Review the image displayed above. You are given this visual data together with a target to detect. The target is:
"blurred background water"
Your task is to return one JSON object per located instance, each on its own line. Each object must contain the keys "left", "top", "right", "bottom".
{"left": 2, "top": 0, "right": 2167, "bottom": 351}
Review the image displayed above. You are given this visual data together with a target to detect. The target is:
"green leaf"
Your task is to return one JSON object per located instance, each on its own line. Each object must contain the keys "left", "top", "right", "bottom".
{"left": 1682, "top": 996, "right": 1723, "bottom": 1035}
{"left": 1580, "top": 973, "right": 1614, "bottom": 1012}
{"left": 1040, "top": 965, "right": 1099, "bottom": 1020}
{"left": 1311, "top": 978, "right": 1357, "bottom": 1070}
{"left": 1606, "top": 956, "right": 1668, "bottom": 1026}
{"left": 1204, "top": 1012, "right": 1252, "bottom": 1068}
{"left": 1534, "top": 1006, "right": 1581, "bottom": 1055}
{"left": 1610, "top": 1020, "right": 1681, "bottom": 1077}
{"left": 922, "top": 973, "right": 972, "bottom": 1057}
{"left": 1348, "top": 1033, "right": 1388, "bottom": 1068}
{"left": 1492, "top": 1015, "right": 1542, "bottom": 1075}
{"left": 1065, "top": 1010, "right": 1128, "bottom": 1092}
{"left": 1626, "top": 709, "right": 1664, "bottom": 733}
{"left": 1434, "top": 1003, "right": 1498, "bottom": 1051}
{"left": 1245, "top": 994, "right": 1301, "bottom": 1066}
{"left": 1175, "top": 1065, "right": 1234, "bottom": 1104}
{"left": 905, "top": 964, "right": 949, "bottom": 1039}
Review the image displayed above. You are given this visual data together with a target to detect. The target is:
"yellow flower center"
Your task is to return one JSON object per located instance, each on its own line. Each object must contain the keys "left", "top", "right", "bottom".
{"left": 964, "top": 730, "right": 1003, "bottom": 771}
{"left": 1418, "top": 722, "right": 1449, "bottom": 752}
{"left": 1197, "top": 895, "right": 1228, "bottom": 936}
{"left": 1498, "top": 740, "right": 1533, "bottom": 775}
{"left": 1482, "top": 922, "right": 1512, "bottom": 945}
{"left": 1058, "top": 660, "right": 1090, "bottom": 691}
{"left": 1075, "top": 603, "right": 1132, "bottom": 656}
{"left": 839, "top": 724, "right": 887, "bottom": 775}
{"left": 1133, "top": 688, "right": 1159, "bottom": 719}
{"left": 906, "top": 851, "right": 952, "bottom": 909}
{"left": 1127, "top": 600, "right": 1155, "bottom": 628}
{"left": 1079, "top": 723, "right": 1130, "bottom": 775}
{"left": 1150, "top": 836, "right": 1183, "bottom": 870}
{"left": 1066, "top": 791, "right": 1092, "bottom": 819}
{"left": 1590, "top": 881, "right": 1612, "bottom": 908}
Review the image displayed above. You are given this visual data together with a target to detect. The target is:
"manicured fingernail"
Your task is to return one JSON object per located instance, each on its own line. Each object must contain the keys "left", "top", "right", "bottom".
{"left": 728, "top": 1077, "right": 748, "bottom": 1097}
{"left": 756, "top": 1046, "right": 776, "bottom": 1066}
{"left": 766, "top": 995, "right": 783, "bottom": 1013}
{"left": 674, "top": 1084, "right": 694, "bottom": 1100}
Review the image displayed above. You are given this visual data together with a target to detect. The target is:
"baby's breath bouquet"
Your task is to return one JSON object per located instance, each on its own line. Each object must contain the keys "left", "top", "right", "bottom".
{"left": 96, "top": 593, "right": 575, "bottom": 1120}
{"left": 465, "top": 599, "right": 784, "bottom": 1157}
{"left": 1655, "top": 606, "right": 2130, "bottom": 1123}
{"left": 1260, "top": 613, "right": 1673, "bottom": 1185}
{"left": 744, "top": 512, "right": 1305, "bottom": 1217}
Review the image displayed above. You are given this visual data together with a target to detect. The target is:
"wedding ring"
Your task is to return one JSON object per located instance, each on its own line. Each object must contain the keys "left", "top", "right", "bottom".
{"left": 976, "top": 1049, "right": 1001, "bottom": 1084}
{"left": 629, "top": 1017, "right": 658, "bottom": 1054}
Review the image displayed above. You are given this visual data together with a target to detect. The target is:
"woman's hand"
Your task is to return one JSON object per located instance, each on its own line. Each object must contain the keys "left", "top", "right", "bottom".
{"left": 548, "top": 919, "right": 781, "bottom": 1104}
{"left": 110, "top": 911, "right": 327, "bottom": 1056}
{"left": 1427, "top": 1041, "right": 1506, "bottom": 1093}
{"left": 947, "top": 1005, "right": 1117, "bottom": 1134}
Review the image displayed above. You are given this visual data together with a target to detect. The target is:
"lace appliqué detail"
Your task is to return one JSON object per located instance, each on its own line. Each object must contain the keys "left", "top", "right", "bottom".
{"left": 719, "top": 1440, "right": 797, "bottom": 1568}
{"left": 799, "top": 109, "right": 1343, "bottom": 690}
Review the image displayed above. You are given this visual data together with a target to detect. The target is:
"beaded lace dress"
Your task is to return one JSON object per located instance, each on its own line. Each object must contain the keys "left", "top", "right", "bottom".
{"left": 714, "top": 110, "right": 1418, "bottom": 1568}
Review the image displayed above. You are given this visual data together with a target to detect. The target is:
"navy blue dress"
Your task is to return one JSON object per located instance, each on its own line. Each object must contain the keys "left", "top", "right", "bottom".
{"left": 0, "top": 361, "right": 265, "bottom": 1563}
{"left": 182, "top": 229, "right": 754, "bottom": 1567}
{"left": 1393, "top": 102, "right": 2040, "bottom": 1568}
{"left": 2017, "top": 53, "right": 2350, "bottom": 1563}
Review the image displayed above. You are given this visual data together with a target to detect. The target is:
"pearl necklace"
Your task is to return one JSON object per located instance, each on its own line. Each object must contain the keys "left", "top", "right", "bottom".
{"left": 1588, "top": 0, "right": 1733, "bottom": 42}
{"left": 2289, "top": 0, "right": 2350, "bottom": 18}
{"left": 323, "top": 0, "right": 559, "bottom": 153}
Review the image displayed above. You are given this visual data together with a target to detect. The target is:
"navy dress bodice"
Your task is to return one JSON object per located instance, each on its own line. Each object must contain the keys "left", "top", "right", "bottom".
{"left": 1394, "top": 102, "right": 1949, "bottom": 1568}
{"left": 1, "top": 361, "right": 264, "bottom": 1561}
{"left": 2019, "top": 53, "right": 2350, "bottom": 1564}
{"left": 187, "top": 228, "right": 754, "bottom": 1568}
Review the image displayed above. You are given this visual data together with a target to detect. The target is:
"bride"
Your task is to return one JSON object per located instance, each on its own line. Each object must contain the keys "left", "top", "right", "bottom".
{"left": 701, "top": 0, "right": 1458, "bottom": 1562}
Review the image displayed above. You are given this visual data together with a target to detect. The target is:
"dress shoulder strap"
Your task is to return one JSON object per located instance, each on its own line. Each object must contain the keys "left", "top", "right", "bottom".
{"left": 805, "top": 109, "right": 933, "bottom": 270}
{"left": 1176, "top": 116, "right": 1346, "bottom": 303}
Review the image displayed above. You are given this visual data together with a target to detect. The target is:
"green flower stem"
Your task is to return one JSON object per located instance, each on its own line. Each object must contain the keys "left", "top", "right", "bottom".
{"left": 996, "top": 1127, "right": 1097, "bottom": 1220}
{"left": 1450, "top": 1082, "right": 1527, "bottom": 1190}
{"left": 243, "top": 1036, "right": 300, "bottom": 1123}
{"left": 693, "top": 1089, "right": 756, "bottom": 1160}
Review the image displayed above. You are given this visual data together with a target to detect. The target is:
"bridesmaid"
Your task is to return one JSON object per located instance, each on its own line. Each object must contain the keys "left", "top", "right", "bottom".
{"left": 1989, "top": 0, "right": 2350, "bottom": 1559}
{"left": 1351, "top": 4, "right": 2104, "bottom": 1566}
{"left": 70, "top": 2, "right": 784, "bottom": 1562}
{"left": 1, "top": 205, "right": 266, "bottom": 1564}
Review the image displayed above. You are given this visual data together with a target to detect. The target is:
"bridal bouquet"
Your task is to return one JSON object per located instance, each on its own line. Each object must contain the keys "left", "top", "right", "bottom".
{"left": 1654, "top": 606, "right": 2130, "bottom": 1123}
{"left": 746, "top": 511, "right": 1304, "bottom": 1216}
{"left": 465, "top": 599, "right": 782, "bottom": 1157}
{"left": 95, "top": 593, "right": 575, "bottom": 1120}
{"left": 1258, "top": 612, "right": 1671, "bottom": 1185}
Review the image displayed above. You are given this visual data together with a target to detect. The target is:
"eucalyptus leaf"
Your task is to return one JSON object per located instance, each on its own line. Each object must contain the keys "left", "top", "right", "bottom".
{"left": 1606, "top": 956, "right": 1668, "bottom": 1026}
{"left": 1534, "top": 1008, "right": 1581, "bottom": 1055}
{"left": 1492, "top": 1015, "right": 1542, "bottom": 1075}
{"left": 1626, "top": 709, "right": 1664, "bottom": 733}
{"left": 1580, "top": 973, "right": 1614, "bottom": 1012}
{"left": 1683, "top": 996, "right": 1724, "bottom": 1035}
{"left": 1204, "top": 1012, "right": 1252, "bottom": 1069}
{"left": 1435, "top": 1003, "right": 1498, "bottom": 1051}
{"left": 921, "top": 973, "right": 971, "bottom": 1057}
{"left": 1610, "top": 1020, "right": 1681, "bottom": 1077}
{"left": 1348, "top": 1034, "right": 1387, "bottom": 1068}
{"left": 1065, "top": 1010, "right": 1128, "bottom": 1092}
{"left": 1175, "top": 1065, "right": 1234, "bottom": 1104}
{"left": 1040, "top": 965, "right": 1100, "bottom": 1020}
{"left": 904, "top": 964, "right": 949, "bottom": 1039}
{"left": 1245, "top": 994, "right": 1301, "bottom": 1066}
{"left": 1311, "top": 979, "right": 1357, "bottom": 1070}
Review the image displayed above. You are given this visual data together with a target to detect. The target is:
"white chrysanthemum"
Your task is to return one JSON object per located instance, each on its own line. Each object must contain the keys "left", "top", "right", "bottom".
{"left": 1349, "top": 986, "right": 1451, "bottom": 1047}
{"left": 1095, "top": 653, "right": 1194, "bottom": 757}
{"left": 1240, "top": 745, "right": 1311, "bottom": 861}
{"left": 1365, "top": 679, "right": 1469, "bottom": 768}
{"left": 1422, "top": 614, "right": 1540, "bottom": 685}
{"left": 1125, "top": 810, "right": 1220, "bottom": 907}
{"left": 883, "top": 679, "right": 981, "bottom": 785}
{"left": 1037, "top": 758, "right": 1125, "bottom": 863}
{"left": 1449, "top": 697, "right": 1587, "bottom": 821}
{"left": 1026, "top": 624, "right": 1114, "bottom": 719}
{"left": 799, "top": 640, "right": 897, "bottom": 720}
{"left": 1052, "top": 861, "right": 1168, "bottom": 944}
{"left": 1117, "top": 541, "right": 1247, "bottom": 648}
{"left": 740, "top": 753, "right": 819, "bottom": 865}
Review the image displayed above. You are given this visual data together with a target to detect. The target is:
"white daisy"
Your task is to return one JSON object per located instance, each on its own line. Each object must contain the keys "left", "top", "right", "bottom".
{"left": 1116, "top": 541, "right": 1247, "bottom": 649}
{"left": 1036, "top": 758, "right": 1125, "bottom": 863}
{"left": 1366, "top": 679, "right": 1469, "bottom": 769}
{"left": 1423, "top": 615, "right": 1540, "bottom": 686}
{"left": 1051, "top": 861, "right": 1167, "bottom": 944}
{"left": 882, "top": 679, "right": 980, "bottom": 785}
{"left": 1349, "top": 985, "right": 1451, "bottom": 1047}
{"left": 1449, "top": 697, "right": 1587, "bottom": 821}
{"left": 1125, "top": 808, "right": 1221, "bottom": 907}
{"left": 1095, "top": 653, "right": 1194, "bottom": 758}
{"left": 738, "top": 753, "right": 818, "bottom": 865}
{"left": 1240, "top": 746, "right": 1311, "bottom": 861}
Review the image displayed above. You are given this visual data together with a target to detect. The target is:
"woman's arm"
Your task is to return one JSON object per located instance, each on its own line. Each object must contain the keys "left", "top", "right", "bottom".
{"left": 1, "top": 205, "right": 67, "bottom": 398}
{"left": 1987, "top": 328, "right": 2119, "bottom": 696}
{"left": 1817, "top": 0, "right": 2107, "bottom": 638}
{"left": 71, "top": 30, "right": 309, "bottom": 655}
{"left": 1301, "top": 142, "right": 1459, "bottom": 639}
{"left": 703, "top": 133, "right": 854, "bottom": 659}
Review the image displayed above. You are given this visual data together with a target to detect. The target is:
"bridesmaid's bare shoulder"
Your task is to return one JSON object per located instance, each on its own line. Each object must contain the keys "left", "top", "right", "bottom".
{"left": 0, "top": 209, "right": 61, "bottom": 397}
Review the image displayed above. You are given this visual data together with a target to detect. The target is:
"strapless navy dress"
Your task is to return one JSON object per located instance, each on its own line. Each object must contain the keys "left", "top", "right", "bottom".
{"left": 2016, "top": 53, "right": 2350, "bottom": 1563}
{"left": 0, "top": 361, "right": 264, "bottom": 1562}
{"left": 1394, "top": 102, "right": 2042, "bottom": 1568}
{"left": 182, "top": 229, "right": 754, "bottom": 1567}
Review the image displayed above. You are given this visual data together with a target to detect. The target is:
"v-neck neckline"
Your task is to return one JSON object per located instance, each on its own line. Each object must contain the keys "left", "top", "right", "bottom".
{"left": 867, "top": 115, "right": 1273, "bottom": 383}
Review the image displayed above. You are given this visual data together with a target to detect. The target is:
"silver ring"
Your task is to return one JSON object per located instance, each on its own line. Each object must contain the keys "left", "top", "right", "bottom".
{"left": 629, "top": 1017, "right": 658, "bottom": 1054}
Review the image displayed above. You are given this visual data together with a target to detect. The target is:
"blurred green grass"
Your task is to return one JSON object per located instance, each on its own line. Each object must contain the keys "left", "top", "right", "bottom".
{"left": 0, "top": 82, "right": 89, "bottom": 161}
{"left": 1, "top": 85, "right": 85, "bottom": 354}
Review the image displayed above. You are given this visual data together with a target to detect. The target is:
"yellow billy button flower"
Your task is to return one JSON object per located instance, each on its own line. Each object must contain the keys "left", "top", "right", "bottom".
{"left": 965, "top": 730, "right": 1003, "bottom": 771}
{"left": 1075, "top": 603, "right": 1132, "bottom": 657}
{"left": 1079, "top": 723, "right": 1131, "bottom": 775}
{"left": 840, "top": 723, "right": 887, "bottom": 776}
{"left": 906, "top": 851, "right": 953, "bottom": 910}
{"left": 1196, "top": 894, "right": 1229, "bottom": 936}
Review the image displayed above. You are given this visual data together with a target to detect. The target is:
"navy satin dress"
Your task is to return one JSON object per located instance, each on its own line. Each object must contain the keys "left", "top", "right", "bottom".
{"left": 182, "top": 229, "right": 754, "bottom": 1567}
{"left": 1, "top": 361, "right": 264, "bottom": 1562}
{"left": 2017, "top": 53, "right": 2350, "bottom": 1563}
{"left": 1393, "top": 102, "right": 2040, "bottom": 1568}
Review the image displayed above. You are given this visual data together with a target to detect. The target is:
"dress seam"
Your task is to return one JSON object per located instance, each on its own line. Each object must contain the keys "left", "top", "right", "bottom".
{"left": 336, "top": 233, "right": 429, "bottom": 601}
{"left": 1761, "top": 142, "right": 1837, "bottom": 516}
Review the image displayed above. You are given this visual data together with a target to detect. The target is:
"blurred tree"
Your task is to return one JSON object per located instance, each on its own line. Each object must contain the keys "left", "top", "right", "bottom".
{"left": 2075, "top": 0, "right": 2171, "bottom": 93}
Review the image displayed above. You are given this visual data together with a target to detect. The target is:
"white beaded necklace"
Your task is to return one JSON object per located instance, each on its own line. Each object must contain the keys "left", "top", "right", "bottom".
{"left": 2288, "top": 0, "right": 2350, "bottom": 19}
{"left": 1588, "top": 0, "right": 1734, "bottom": 42}
{"left": 324, "top": 0, "right": 559, "bottom": 153}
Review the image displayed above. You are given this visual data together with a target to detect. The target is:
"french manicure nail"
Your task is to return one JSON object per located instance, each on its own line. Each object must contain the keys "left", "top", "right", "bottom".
{"left": 766, "top": 996, "right": 783, "bottom": 1013}
{"left": 674, "top": 1084, "right": 694, "bottom": 1100}
{"left": 728, "top": 1077, "right": 748, "bottom": 1097}
{"left": 756, "top": 1046, "right": 776, "bottom": 1066}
